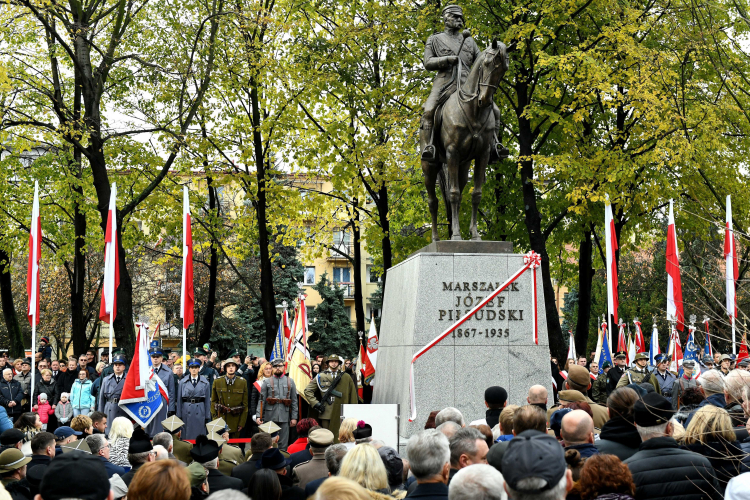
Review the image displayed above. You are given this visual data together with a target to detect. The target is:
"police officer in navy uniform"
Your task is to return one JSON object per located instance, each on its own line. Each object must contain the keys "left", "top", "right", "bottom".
{"left": 145, "top": 341, "right": 176, "bottom": 436}
{"left": 177, "top": 358, "right": 212, "bottom": 440}
{"left": 97, "top": 353, "right": 129, "bottom": 435}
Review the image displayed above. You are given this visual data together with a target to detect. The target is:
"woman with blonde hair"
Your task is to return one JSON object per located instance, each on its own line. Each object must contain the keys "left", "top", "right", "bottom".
{"left": 108, "top": 416, "right": 134, "bottom": 468}
{"left": 339, "top": 418, "right": 358, "bottom": 448}
{"left": 251, "top": 361, "right": 273, "bottom": 427}
{"left": 314, "top": 476, "right": 371, "bottom": 500}
{"left": 339, "top": 443, "right": 406, "bottom": 499}
{"left": 683, "top": 405, "right": 750, "bottom": 493}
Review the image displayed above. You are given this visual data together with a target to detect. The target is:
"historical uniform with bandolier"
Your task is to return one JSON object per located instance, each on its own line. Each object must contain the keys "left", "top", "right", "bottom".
{"left": 97, "top": 353, "right": 129, "bottom": 435}
{"left": 420, "top": 4, "right": 506, "bottom": 163}
{"left": 211, "top": 358, "right": 248, "bottom": 438}
{"left": 258, "top": 358, "right": 299, "bottom": 449}
{"left": 304, "top": 354, "right": 358, "bottom": 442}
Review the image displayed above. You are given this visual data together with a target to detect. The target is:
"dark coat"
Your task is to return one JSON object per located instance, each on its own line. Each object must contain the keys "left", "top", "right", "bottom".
{"left": 26, "top": 455, "right": 52, "bottom": 471}
{"left": 406, "top": 482, "right": 450, "bottom": 500}
{"left": 288, "top": 448, "right": 312, "bottom": 469}
{"left": 276, "top": 472, "right": 306, "bottom": 500}
{"left": 485, "top": 409, "right": 501, "bottom": 430}
{"left": 231, "top": 452, "right": 262, "bottom": 488}
{"left": 0, "top": 379, "right": 24, "bottom": 417}
{"left": 684, "top": 393, "right": 726, "bottom": 427}
{"left": 3, "top": 478, "right": 32, "bottom": 500}
{"left": 682, "top": 439, "right": 750, "bottom": 494}
{"left": 206, "top": 468, "right": 244, "bottom": 492}
{"left": 624, "top": 436, "right": 719, "bottom": 500}
{"left": 121, "top": 464, "right": 144, "bottom": 486}
{"left": 34, "top": 379, "right": 59, "bottom": 405}
{"left": 595, "top": 416, "right": 641, "bottom": 461}
{"left": 98, "top": 455, "right": 128, "bottom": 479}
{"left": 305, "top": 477, "right": 326, "bottom": 497}
{"left": 57, "top": 370, "right": 78, "bottom": 395}
{"left": 565, "top": 443, "right": 599, "bottom": 458}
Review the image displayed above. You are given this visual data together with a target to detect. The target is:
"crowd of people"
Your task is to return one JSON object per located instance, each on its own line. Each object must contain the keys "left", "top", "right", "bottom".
{"left": 1, "top": 340, "right": 750, "bottom": 500}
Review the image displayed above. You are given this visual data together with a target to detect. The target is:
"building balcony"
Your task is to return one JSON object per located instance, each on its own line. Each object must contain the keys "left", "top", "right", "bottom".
{"left": 333, "top": 282, "right": 355, "bottom": 299}
{"left": 328, "top": 242, "right": 354, "bottom": 260}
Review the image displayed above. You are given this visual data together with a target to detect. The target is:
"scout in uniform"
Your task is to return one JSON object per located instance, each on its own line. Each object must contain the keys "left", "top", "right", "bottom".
{"left": 304, "top": 354, "right": 358, "bottom": 442}
{"left": 616, "top": 352, "right": 661, "bottom": 391}
{"left": 162, "top": 415, "right": 194, "bottom": 465}
{"left": 145, "top": 341, "right": 177, "bottom": 436}
{"left": 258, "top": 358, "right": 298, "bottom": 449}
{"left": 177, "top": 358, "right": 212, "bottom": 440}
{"left": 211, "top": 358, "right": 248, "bottom": 438}
{"left": 97, "top": 353, "right": 129, "bottom": 435}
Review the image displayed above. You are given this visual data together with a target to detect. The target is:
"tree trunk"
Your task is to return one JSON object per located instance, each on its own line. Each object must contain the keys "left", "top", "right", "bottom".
{"left": 376, "top": 183, "right": 392, "bottom": 287}
{"left": 352, "top": 201, "right": 366, "bottom": 336}
{"left": 199, "top": 173, "right": 219, "bottom": 347}
{"left": 575, "top": 229, "right": 594, "bottom": 355}
{"left": 0, "top": 248, "right": 23, "bottom": 357}
{"left": 69, "top": 151, "right": 87, "bottom": 355}
{"left": 250, "top": 81, "right": 278, "bottom": 359}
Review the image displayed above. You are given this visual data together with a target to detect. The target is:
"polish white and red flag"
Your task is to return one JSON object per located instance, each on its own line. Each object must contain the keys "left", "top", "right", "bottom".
{"left": 27, "top": 181, "right": 41, "bottom": 326}
{"left": 181, "top": 186, "right": 194, "bottom": 330}
{"left": 725, "top": 195, "right": 739, "bottom": 320}
{"left": 99, "top": 183, "right": 120, "bottom": 324}
{"left": 566, "top": 329, "right": 576, "bottom": 361}
{"left": 605, "top": 198, "right": 619, "bottom": 346}
{"left": 666, "top": 200, "right": 684, "bottom": 330}
{"left": 363, "top": 318, "right": 379, "bottom": 385}
{"left": 633, "top": 318, "right": 646, "bottom": 353}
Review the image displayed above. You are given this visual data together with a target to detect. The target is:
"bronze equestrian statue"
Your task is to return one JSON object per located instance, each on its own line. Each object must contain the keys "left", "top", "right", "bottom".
{"left": 421, "top": 5, "right": 509, "bottom": 241}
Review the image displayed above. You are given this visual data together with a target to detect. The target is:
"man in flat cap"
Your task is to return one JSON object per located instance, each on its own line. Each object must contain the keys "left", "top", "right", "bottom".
{"left": 624, "top": 393, "right": 718, "bottom": 498}
{"left": 211, "top": 358, "right": 248, "bottom": 439}
{"left": 97, "top": 353, "right": 129, "bottom": 435}
{"left": 291, "top": 428, "right": 334, "bottom": 488}
{"left": 145, "top": 341, "right": 176, "bottom": 436}
{"left": 304, "top": 354, "right": 357, "bottom": 442}
{"left": 258, "top": 359, "right": 298, "bottom": 449}
{"left": 420, "top": 5, "right": 507, "bottom": 164}
{"left": 617, "top": 353, "right": 661, "bottom": 393}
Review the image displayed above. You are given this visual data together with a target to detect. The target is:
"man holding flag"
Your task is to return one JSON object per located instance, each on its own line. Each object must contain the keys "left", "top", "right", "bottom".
{"left": 145, "top": 341, "right": 176, "bottom": 436}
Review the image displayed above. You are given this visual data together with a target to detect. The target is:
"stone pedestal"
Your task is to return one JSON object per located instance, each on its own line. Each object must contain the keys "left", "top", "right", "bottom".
{"left": 371, "top": 242, "right": 553, "bottom": 440}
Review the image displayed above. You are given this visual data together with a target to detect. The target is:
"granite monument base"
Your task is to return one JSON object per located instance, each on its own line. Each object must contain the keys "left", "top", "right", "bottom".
{"left": 371, "top": 241, "right": 553, "bottom": 442}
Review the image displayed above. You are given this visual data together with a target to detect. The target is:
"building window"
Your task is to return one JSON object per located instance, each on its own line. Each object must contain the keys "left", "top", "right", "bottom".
{"left": 366, "top": 304, "right": 380, "bottom": 319}
{"left": 304, "top": 267, "right": 315, "bottom": 285}
{"left": 332, "top": 267, "right": 351, "bottom": 283}
{"left": 306, "top": 305, "right": 315, "bottom": 319}
{"left": 367, "top": 265, "right": 382, "bottom": 283}
{"left": 333, "top": 230, "right": 350, "bottom": 245}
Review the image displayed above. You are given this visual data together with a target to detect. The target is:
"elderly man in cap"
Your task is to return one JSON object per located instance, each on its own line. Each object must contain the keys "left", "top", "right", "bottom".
{"left": 304, "top": 354, "right": 357, "bottom": 441}
{"left": 291, "top": 428, "right": 334, "bottom": 488}
{"left": 177, "top": 357, "right": 212, "bottom": 440}
{"left": 258, "top": 358, "right": 299, "bottom": 449}
{"left": 616, "top": 352, "right": 660, "bottom": 391}
{"left": 211, "top": 357, "right": 248, "bottom": 439}
{"left": 624, "top": 393, "right": 718, "bottom": 498}
{"left": 161, "top": 415, "right": 193, "bottom": 464}
{"left": 13, "top": 359, "right": 32, "bottom": 411}
{"left": 97, "top": 353, "right": 128, "bottom": 435}
{"left": 501, "top": 430, "right": 572, "bottom": 500}
{"left": 38, "top": 452, "right": 112, "bottom": 500}
{"left": 0, "top": 448, "right": 31, "bottom": 497}
{"left": 419, "top": 5, "right": 506, "bottom": 163}
{"left": 191, "top": 435, "right": 244, "bottom": 492}
{"left": 671, "top": 359, "right": 699, "bottom": 410}
{"left": 144, "top": 341, "right": 176, "bottom": 436}
{"left": 606, "top": 351, "right": 628, "bottom": 394}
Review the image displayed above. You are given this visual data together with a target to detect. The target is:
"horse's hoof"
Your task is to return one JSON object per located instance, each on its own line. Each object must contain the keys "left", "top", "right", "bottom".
{"left": 451, "top": 235, "right": 463, "bottom": 241}
{"left": 471, "top": 236, "right": 482, "bottom": 241}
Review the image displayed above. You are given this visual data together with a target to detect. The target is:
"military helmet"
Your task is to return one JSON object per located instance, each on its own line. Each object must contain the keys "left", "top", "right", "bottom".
{"left": 324, "top": 354, "right": 344, "bottom": 365}
{"left": 634, "top": 352, "right": 649, "bottom": 362}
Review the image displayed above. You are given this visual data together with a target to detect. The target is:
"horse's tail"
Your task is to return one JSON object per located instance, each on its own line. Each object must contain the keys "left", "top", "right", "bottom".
{"left": 437, "top": 164, "right": 453, "bottom": 235}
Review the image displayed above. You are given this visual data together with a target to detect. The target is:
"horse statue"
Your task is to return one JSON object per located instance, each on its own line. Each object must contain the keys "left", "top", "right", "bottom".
{"left": 421, "top": 38, "right": 509, "bottom": 241}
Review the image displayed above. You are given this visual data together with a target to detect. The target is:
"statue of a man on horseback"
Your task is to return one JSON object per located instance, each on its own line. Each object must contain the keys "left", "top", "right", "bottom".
{"left": 420, "top": 4, "right": 510, "bottom": 242}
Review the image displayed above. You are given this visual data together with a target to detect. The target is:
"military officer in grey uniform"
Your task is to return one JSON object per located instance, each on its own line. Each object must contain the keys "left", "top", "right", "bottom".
{"left": 257, "top": 359, "right": 298, "bottom": 449}
{"left": 177, "top": 358, "right": 212, "bottom": 440}
{"left": 145, "top": 341, "right": 177, "bottom": 436}
{"left": 420, "top": 4, "right": 506, "bottom": 163}
{"left": 97, "top": 353, "right": 129, "bottom": 435}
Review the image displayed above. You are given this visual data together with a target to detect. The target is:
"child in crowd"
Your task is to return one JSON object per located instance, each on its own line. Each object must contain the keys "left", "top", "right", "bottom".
{"left": 55, "top": 392, "right": 73, "bottom": 425}
{"left": 33, "top": 393, "right": 54, "bottom": 430}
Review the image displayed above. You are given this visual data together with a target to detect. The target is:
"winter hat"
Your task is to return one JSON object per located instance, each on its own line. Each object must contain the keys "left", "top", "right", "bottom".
{"left": 128, "top": 427, "right": 153, "bottom": 454}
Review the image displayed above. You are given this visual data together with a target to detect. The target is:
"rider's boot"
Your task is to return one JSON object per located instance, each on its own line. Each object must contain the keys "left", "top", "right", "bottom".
{"left": 421, "top": 122, "right": 437, "bottom": 161}
{"left": 489, "top": 122, "right": 509, "bottom": 163}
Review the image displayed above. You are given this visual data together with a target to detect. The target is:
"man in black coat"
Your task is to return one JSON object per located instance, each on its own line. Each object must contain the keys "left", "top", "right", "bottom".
{"left": 232, "top": 432, "right": 273, "bottom": 487}
{"left": 191, "top": 435, "right": 243, "bottom": 492}
{"left": 624, "top": 393, "right": 719, "bottom": 500}
{"left": 405, "top": 429, "right": 451, "bottom": 500}
{"left": 0, "top": 369, "right": 23, "bottom": 421}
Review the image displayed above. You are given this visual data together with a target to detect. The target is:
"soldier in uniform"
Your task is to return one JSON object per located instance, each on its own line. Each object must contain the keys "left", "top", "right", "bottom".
{"left": 616, "top": 352, "right": 661, "bottom": 391}
{"left": 420, "top": 4, "right": 506, "bottom": 163}
{"left": 304, "top": 354, "right": 358, "bottom": 442}
{"left": 162, "top": 415, "right": 193, "bottom": 465}
{"left": 257, "top": 359, "right": 298, "bottom": 449}
{"left": 177, "top": 358, "right": 212, "bottom": 440}
{"left": 211, "top": 358, "right": 248, "bottom": 438}
{"left": 591, "top": 361, "right": 609, "bottom": 405}
{"left": 672, "top": 359, "right": 699, "bottom": 410}
{"left": 606, "top": 351, "right": 628, "bottom": 395}
{"left": 145, "top": 341, "right": 176, "bottom": 436}
{"left": 652, "top": 354, "right": 677, "bottom": 403}
{"left": 291, "top": 428, "right": 334, "bottom": 488}
{"left": 97, "top": 353, "right": 129, "bottom": 435}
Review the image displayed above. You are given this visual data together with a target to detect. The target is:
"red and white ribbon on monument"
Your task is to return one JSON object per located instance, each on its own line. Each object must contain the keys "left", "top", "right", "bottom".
{"left": 408, "top": 251, "right": 542, "bottom": 422}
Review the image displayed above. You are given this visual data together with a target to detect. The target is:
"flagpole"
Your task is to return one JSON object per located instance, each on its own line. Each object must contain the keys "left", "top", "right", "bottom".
{"left": 183, "top": 328, "right": 187, "bottom": 365}
{"left": 30, "top": 321, "right": 35, "bottom": 409}
{"left": 733, "top": 315, "right": 737, "bottom": 355}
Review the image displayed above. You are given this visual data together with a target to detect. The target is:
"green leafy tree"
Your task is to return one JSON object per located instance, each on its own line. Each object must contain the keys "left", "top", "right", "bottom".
{"left": 308, "top": 273, "right": 357, "bottom": 358}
